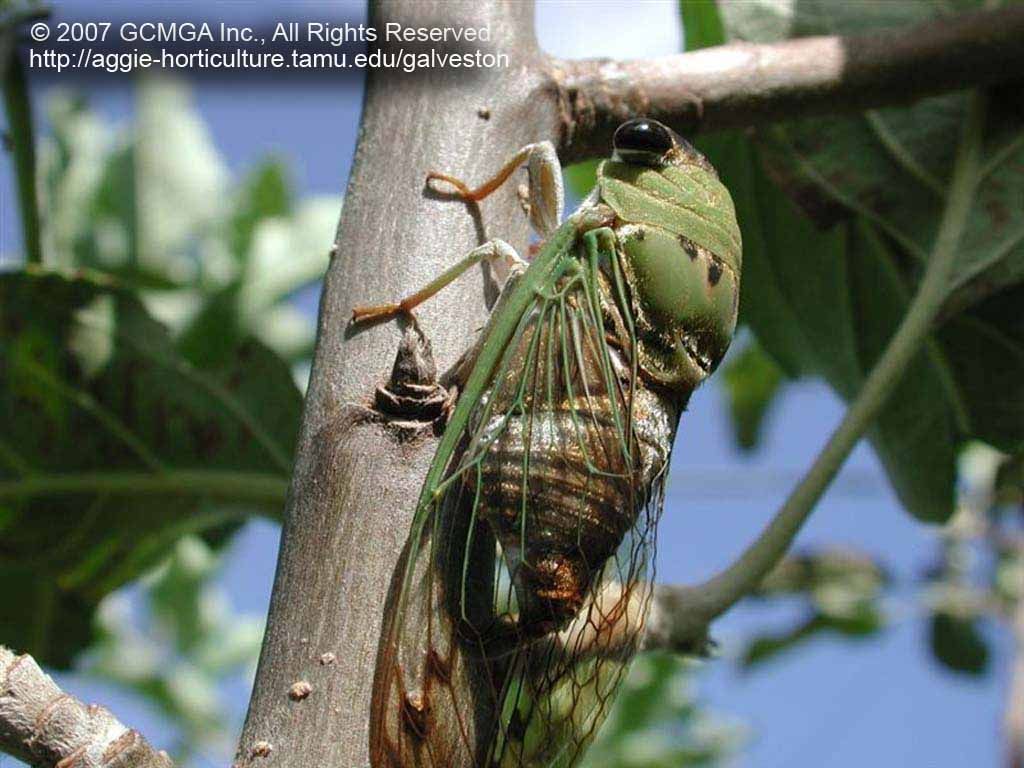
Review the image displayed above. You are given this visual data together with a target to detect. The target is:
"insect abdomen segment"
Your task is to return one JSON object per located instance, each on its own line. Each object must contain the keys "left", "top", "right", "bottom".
{"left": 475, "top": 397, "right": 635, "bottom": 636}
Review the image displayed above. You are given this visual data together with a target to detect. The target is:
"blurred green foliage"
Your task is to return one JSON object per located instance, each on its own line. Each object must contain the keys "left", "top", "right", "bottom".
{"left": 668, "top": 0, "right": 1024, "bottom": 698}
{"left": 0, "top": 74, "right": 333, "bottom": 766}
{"left": 37, "top": 78, "right": 336, "bottom": 367}
{"left": 721, "top": 340, "right": 783, "bottom": 451}
{"left": 669, "top": 0, "right": 1024, "bottom": 734}
{"left": 735, "top": 445, "right": 1023, "bottom": 682}
{"left": 86, "top": 536, "right": 264, "bottom": 765}
{"left": 584, "top": 654, "right": 741, "bottom": 768}
{"left": 0, "top": 74, "right": 336, "bottom": 669}
{"left": 742, "top": 548, "right": 888, "bottom": 667}
{"left": 677, "top": 0, "right": 1024, "bottom": 526}
{"left": 0, "top": 269, "right": 296, "bottom": 666}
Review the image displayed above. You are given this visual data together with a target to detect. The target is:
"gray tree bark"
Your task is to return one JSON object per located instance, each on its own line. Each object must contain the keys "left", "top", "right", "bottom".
{"left": 233, "top": 3, "right": 554, "bottom": 766}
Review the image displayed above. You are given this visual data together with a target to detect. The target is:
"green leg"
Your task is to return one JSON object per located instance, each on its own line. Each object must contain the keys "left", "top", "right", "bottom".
{"left": 582, "top": 226, "right": 634, "bottom": 339}
{"left": 352, "top": 239, "right": 526, "bottom": 323}
{"left": 582, "top": 227, "right": 617, "bottom": 256}
{"left": 581, "top": 227, "right": 619, "bottom": 286}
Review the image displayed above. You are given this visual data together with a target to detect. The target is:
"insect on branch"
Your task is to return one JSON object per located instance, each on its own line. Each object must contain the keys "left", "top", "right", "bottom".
{"left": 235, "top": 1, "right": 1023, "bottom": 765}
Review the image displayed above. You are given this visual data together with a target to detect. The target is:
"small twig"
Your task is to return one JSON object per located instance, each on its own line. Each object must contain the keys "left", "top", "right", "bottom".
{"left": 0, "top": 6, "right": 50, "bottom": 80}
{"left": 550, "top": 5, "right": 1024, "bottom": 162}
{"left": 0, "top": 646, "right": 173, "bottom": 768}
{"left": 646, "top": 90, "right": 987, "bottom": 650}
{"left": 2, "top": 52, "right": 41, "bottom": 264}
{"left": 1006, "top": 597, "right": 1024, "bottom": 768}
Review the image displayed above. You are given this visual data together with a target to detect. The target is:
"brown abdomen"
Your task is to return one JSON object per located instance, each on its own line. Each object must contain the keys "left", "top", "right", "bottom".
{"left": 475, "top": 395, "right": 638, "bottom": 636}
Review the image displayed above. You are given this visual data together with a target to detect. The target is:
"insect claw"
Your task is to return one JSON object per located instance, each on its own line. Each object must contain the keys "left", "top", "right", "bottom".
{"left": 351, "top": 303, "right": 399, "bottom": 324}
{"left": 425, "top": 171, "right": 475, "bottom": 200}
{"left": 351, "top": 302, "right": 419, "bottom": 325}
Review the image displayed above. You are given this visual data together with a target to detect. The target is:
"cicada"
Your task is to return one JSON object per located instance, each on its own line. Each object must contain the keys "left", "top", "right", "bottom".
{"left": 352, "top": 119, "right": 741, "bottom": 768}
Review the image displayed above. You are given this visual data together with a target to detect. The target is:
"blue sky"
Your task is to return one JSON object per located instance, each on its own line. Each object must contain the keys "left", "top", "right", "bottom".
{"left": 0, "top": 2, "right": 1009, "bottom": 766}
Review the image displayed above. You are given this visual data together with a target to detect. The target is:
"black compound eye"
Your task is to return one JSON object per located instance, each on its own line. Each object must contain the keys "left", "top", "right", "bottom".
{"left": 613, "top": 119, "right": 675, "bottom": 156}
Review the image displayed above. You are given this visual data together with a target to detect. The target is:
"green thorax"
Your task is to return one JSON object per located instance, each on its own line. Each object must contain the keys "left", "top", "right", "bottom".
{"left": 595, "top": 158, "right": 742, "bottom": 390}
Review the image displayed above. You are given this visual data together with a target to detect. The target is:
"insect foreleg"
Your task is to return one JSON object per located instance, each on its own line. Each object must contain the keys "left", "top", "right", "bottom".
{"left": 428, "top": 141, "right": 564, "bottom": 237}
{"left": 351, "top": 239, "right": 526, "bottom": 323}
{"left": 581, "top": 226, "right": 618, "bottom": 256}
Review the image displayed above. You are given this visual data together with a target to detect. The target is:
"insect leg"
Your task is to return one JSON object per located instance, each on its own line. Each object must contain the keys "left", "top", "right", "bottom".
{"left": 441, "top": 251, "right": 534, "bottom": 390}
{"left": 428, "top": 141, "right": 564, "bottom": 238}
{"left": 352, "top": 239, "right": 526, "bottom": 324}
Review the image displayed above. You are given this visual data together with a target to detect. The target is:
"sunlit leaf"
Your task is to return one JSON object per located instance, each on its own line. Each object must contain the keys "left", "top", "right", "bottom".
{"left": 721, "top": 341, "right": 784, "bottom": 450}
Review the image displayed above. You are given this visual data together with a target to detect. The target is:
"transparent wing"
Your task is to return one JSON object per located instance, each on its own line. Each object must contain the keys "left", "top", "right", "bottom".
{"left": 371, "top": 234, "right": 675, "bottom": 768}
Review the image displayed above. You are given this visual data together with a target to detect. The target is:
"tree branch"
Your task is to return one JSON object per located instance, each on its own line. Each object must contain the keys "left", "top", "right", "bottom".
{"left": 0, "top": 646, "right": 172, "bottom": 768}
{"left": 1006, "top": 588, "right": 1024, "bottom": 768}
{"left": 234, "top": 3, "right": 555, "bottom": 766}
{"left": 550, "top": 5, "right": 1024, "bottom": 163}
{"left": 2, "top": 53, "right": 42, "bottom": 265}
{"left": 642, "top": 584, "right": 716, "bottom": 655}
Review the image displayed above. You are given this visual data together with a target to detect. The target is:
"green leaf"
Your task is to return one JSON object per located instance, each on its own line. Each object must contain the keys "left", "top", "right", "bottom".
{"left": 760, "top": 95, "right": 1024, "bottom": 304}
{"left": 939, "top": 285, "right": 1024, "bottom": 454}
{"left": 744, "top": 548, "right": 887, "bottom": 667}
{"left": 929, "top": 612, "right": 990, "bottom": 675}
{"left": 565, "top": 159, "right": 600, "bottom": 202}
{"left": 697, "top": 129, "right": 959, "bottom": 520}
{"left": 180, "top": 159, "right": 293, "bottom": 367}
{"left": 149, "top": 535, "right": 220, "bottom": 654}
{"left": 846, "top": 223, "right": 957, "bottom": 521}
{"left": 178, "top": 184, "right": 334, "bottom": 370}
{"left": 228, "top": 159, "right": 291, "bottom": 262}
{"left": 176, "top": 282, "right": 246, "bottom": 369}
{"left": 680, "top": 0, "right": 726, "bottom": 50}
{"left": 756, "top": 548, "right": 888, "bottom": 597}
{"left": 697, "top": 0, "right": 1024, "bottom": 521}
{"left": 37, "top": 82, "right": 330, "bottom": 374}
{"left": 0, "top": 567, "right": 94, "bottom": 670}
{"left": 720, "top": 0, "right": 942, "bottom": 44}
{"left": 724, "top": 0, "right": 1024, "bottom": 426}
{"left": 742, "top": 608, "right": 884, "bottom": 668}
{"left": 995, "top": 450, "right": 1024, "bottom": 505}
{"left": 0, "top": 269, "right": 296, "bottom": 666}
{"left": 995, "top": 545, "right": 1024, "bottom": 604}
{"left": 721, "top": 341, "right": 784, "bottom": 450}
